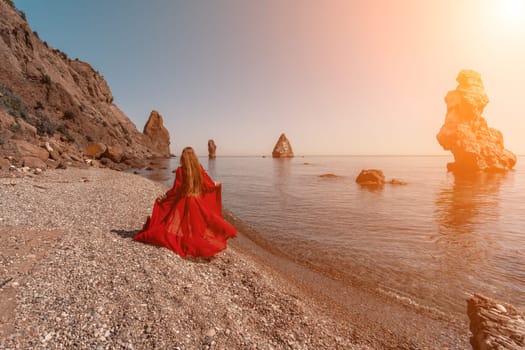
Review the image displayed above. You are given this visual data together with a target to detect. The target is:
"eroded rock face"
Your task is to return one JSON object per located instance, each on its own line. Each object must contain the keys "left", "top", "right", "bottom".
{"left": 467, "top": 294, "right": 525, "bottom": 350}
{"left": 272, "top": 133, "right": 294, "bottom": 158}
{"left": 355, "top": 169, "right": 385, "bottom": 186}
{"left": 143, "top": 110, "right": 170, "bottom": 158}
{"left": 208, "top": 139, "right": 217, "bottom": 159}
{"left": 0, "top": 2, "right": 166, "bottom": 167}
{"left": 436, "top": 70, "right": 517, "bottom": 173}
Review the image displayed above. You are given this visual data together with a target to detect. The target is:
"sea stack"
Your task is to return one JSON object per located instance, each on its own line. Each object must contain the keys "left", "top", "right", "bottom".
{"left": 272, "top": 133, "right": 294, "bottom": 158}
{"left": 436, "top": 70, "right": 516, "bottom": 173}
{"left": 143, "top": 110, "right": 171, "bottom": 158}
{"left": 208, "top": 139, "right": 217, "bottom": 159}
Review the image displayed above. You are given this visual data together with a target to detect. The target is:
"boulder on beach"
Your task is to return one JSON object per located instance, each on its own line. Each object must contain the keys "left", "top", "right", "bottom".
{"left": 356, "top": 169, "right": 385, "bottom": 186}
{"left": 467, "top": 294, "right": 525, "bottom": 350}
{"left": 12, "top": 140, "right": 49, "bottom": 161}
{"left": 0, "top": 157, "right": 11, "bottom": 170}
{"left": 143, "top": 110, "right": 171, "bottom": 158}
{"left": 436, "top": 70, "right": 516, "bottom": 174}
{"left": 85, "top": 143, "right": 107, "bottom": 159}
{"left": 208, "top": 139, "right": 217, "bottom": 159}
{"left": 103, "top": 145, "right": 124, "bottom": 163}
{"left": 21, "top": 156, "right": 47, "bottom": 169}
{"left": 272, "top": 133, "right": 294, "bottom": 158}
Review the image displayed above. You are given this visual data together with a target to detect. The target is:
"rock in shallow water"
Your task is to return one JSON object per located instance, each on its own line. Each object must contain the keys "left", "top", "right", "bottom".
{"left": 355, "top": 169, "right": 385, "bottom": 186}
{"left": 467, "top": 294, "right": 525, "bottom": 350}
{"left": 436, "top": 70, "right": 517, "bottom": 174}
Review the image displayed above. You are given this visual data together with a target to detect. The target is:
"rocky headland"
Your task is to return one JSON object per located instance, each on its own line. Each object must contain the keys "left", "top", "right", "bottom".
{"left": 0, "top": 1, "right": 170, "bottom": 173}
{"left": 436, "top": 70, "right": 516, "bottom": 174}
{"left": 272, "top": 133, "right": 294, "bottom": 158}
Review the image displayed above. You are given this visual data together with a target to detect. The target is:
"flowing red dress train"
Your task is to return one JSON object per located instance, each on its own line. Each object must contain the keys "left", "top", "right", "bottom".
{"left": 133, "top": 166, "right": 237, "bottom": 257}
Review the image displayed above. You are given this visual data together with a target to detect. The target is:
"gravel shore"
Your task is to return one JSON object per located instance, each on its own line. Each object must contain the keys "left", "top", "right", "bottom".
{"left": 0, "top": 168, "right": 368, "bottom": 350}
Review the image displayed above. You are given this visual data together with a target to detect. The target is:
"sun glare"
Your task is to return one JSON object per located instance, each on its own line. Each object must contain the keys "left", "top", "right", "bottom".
{"left": 500, "top": 0, "right": 524, "bottom": 24}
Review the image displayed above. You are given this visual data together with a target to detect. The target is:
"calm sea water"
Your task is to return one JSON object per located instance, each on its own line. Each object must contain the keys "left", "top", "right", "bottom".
{"left": 137, "top": 155, "right": 525, "bottom": 318}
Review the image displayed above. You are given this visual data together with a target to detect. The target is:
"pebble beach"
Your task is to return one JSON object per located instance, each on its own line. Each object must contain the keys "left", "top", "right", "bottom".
{"left": 0, "top": 168, "right": 367, "bottom": 350}
{"left": 0, "top": 167, "right": 473, "bottom": 349}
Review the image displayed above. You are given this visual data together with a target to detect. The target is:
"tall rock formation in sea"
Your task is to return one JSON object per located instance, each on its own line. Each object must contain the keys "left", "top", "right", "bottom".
{"left": 436, "top": 70, "right": 516, "bottom": 173}
{"left": 0, "top": 1, "right": 170, "bottom": 170}
{"left": 272, "top": 133, "right": 294, "bottom": 158}
{"left": 143, "top": 110, "right": 170, "bottom": 158}
{"left": 208, "top": 139, "right": 216, "bottom": 159}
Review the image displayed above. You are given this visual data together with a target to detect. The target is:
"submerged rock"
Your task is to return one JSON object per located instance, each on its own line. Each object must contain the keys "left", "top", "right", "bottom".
{"left": 387, "top": 179, "right": 407, "bottom": 185}
{"left": 319, "top": 173, "right": 339, "bottom": 178}
{"left": 272, "top": 133, "right": 294, "bottom": 158}
{"left": 467, "top": 294, "right": 525, "bottom": 350}
{"left": 436, "top": 70, "right": 516, "bottom": 174}
{"left": 355, "top": 169, "right": 385, "bottom": 186}
{"left": 208, "top": 139, "right": 217, "bottom": 159}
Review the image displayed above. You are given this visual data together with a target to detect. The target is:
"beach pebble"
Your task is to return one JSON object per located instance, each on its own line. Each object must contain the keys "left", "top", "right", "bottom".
{"left": 495, "top": 304, "right": 507, "bottom": 313}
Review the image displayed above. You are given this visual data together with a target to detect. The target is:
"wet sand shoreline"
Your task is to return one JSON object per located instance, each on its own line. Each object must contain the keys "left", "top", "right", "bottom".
{"left": 224, "top": 210, "right": 470, "bottom": 349}
{"left": 0, "top": 167, "right": 469, "bottom": 349}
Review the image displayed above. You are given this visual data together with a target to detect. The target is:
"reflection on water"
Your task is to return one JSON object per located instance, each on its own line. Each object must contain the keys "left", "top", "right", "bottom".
{"left": 430, "top": 172, "right": 506, "bottom": 312}
{"left": 435, "top": 172, "right": 504, "bottom": 235}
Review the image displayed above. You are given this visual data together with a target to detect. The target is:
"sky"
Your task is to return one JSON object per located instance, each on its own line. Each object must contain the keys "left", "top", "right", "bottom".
{"left": 13, "top": 0, "right": 525, "bottom": 156}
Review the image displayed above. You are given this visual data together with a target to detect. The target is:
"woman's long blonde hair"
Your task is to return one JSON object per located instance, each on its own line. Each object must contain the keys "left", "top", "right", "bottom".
{"left": 180, "top": 147, "right": 203, "bottom": 196}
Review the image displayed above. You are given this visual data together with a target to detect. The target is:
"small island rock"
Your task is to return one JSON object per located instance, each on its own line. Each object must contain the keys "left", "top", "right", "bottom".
{"left": 208, "top": 139, "right": 217, "bottom": 159}
{"left": 272, "top": 133, "right": 294, "bottom": 158}
{"left": 436, "top": 70, "right": 516, "bottom": 173}
{"left": 319, "top": 173, "right": 339, "bottom": 178}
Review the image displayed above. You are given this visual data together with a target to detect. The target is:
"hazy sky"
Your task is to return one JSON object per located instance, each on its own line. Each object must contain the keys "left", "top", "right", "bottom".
{"left": 14, "top": 0, "right": 525, "bottom": 156}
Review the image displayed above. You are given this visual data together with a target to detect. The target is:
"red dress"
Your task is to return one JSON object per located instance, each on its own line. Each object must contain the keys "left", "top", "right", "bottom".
{"left": 134, "top": 166, "right": 237, "bottom": 257}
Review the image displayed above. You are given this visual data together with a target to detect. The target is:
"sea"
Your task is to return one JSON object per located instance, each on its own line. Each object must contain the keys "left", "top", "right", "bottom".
{"left": 135, "top": 155, "right": 525, "bottom": 319}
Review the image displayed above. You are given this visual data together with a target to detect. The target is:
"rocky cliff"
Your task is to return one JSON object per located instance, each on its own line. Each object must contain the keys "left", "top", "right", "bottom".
{"left": 272, "top": 133, "right": 294, "bottom": 158}
{"left": 436, "top": 70, "right": 516, "bottom": 173}
{"left": 0, "top": 1, "right": 170, "bottom": 171}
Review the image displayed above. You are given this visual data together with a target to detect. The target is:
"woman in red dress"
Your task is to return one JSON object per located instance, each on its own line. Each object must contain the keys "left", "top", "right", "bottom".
{"left": 134, "top": 147, "right": 237, "bottom": 257}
